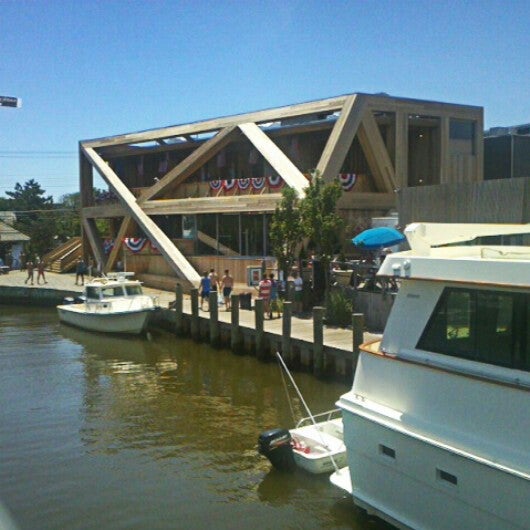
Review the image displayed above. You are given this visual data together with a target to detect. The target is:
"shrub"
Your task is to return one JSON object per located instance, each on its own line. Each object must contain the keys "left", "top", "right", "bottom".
{"left": 325, "top": 290, "right": 353, "bottom": 327}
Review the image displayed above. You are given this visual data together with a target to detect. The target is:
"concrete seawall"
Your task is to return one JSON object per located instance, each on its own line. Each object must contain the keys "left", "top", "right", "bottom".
{"left": 0, "top": 285, "right": 79, "bottom": 306}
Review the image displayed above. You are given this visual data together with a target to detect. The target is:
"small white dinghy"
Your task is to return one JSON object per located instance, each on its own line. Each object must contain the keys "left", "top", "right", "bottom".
{"left": 57, "top": 272, "right": 158, "bottom": 335}
{"left": 258, "top": 354, "right": 347, "bottom": 475}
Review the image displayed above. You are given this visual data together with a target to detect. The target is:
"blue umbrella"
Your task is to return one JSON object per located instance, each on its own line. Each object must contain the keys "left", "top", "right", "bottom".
{"left": 352, "top": 227, "right": 405, "bottom": 250}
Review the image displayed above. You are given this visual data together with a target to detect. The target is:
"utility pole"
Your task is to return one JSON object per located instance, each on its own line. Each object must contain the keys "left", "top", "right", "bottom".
{"left": 0, "top": 96, "right": 22, "bottom": 108}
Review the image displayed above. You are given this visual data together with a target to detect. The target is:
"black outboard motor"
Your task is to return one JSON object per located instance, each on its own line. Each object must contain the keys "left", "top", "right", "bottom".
{"left": 258, "top": 428, "right": 296, "bottom": 472}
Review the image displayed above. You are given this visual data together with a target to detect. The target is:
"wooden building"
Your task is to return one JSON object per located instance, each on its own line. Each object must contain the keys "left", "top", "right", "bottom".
{"left": 79, "top": 92, "right": 483, "bottom": 289}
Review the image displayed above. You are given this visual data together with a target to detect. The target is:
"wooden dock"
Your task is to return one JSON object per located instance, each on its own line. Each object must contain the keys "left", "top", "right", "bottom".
{"left": 154, "top": 287, "right": 381, "bottom": 381}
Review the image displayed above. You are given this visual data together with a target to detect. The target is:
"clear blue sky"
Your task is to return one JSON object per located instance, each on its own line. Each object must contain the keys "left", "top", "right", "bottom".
{"left": 1, "top": 0, "right": 529, "bottom": 200}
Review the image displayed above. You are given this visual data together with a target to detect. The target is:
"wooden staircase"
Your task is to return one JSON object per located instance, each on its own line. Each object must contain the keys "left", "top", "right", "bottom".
{"left": 43, "top": 237, "right": 82, "bottom": 273}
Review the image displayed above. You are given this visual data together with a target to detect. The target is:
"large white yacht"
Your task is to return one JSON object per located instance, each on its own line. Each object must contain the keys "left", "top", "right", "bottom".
{"left": 331, "top": 223, "right": 530, "bottom": 530}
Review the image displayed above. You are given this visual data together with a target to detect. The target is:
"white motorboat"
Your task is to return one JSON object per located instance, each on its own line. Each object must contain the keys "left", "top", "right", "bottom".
{"left": 331, "top": 222, "right": 530, "bottom": 530}
{"left": 258, "top": 353, "right": 347, "bottom": 475}
{"left": 258, "top": 409, "right": 347, "bottom": 475}
{"left": 57, "top": 273, "right": 158, "bottom": 335}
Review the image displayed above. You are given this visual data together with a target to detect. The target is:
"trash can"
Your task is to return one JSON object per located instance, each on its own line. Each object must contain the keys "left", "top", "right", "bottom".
{"left": 240, "top": 292, "right": 252, "bottom": 310}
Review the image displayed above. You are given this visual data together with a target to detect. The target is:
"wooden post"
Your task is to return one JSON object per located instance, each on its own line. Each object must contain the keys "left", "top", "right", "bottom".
{"left": 209, "top": 291, "right": 219, "bottom": 347}
{"left": 175, "top": 283, "right": 184, "bottom": 336}
{"left": 190, "top": 288, "right": 199, "bottom": 341}
{"left": 313, "top": 306, "right": 324, "bottom": 377}
{"left": 352, "top": 313, "right": 364, "bottom": 369}
{"left": 282, "top": 301, "right": 292, "bottom": 363}
{"left": 255, "top": 298, "right": 265, "bottom": 359}
{"left": 230, "top": 294, "right": 242, "bottom": 352}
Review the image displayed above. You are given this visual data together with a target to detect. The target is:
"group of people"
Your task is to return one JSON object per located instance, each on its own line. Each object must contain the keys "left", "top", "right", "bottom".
{"left": 256, "top": 269, "right": 304, "bottom": 318}
{"left": 23, "top": 258, "right": 47, "bottom": 285}
{"left": 199, "top": 268, "right": 234, "bottom": 311}
{"left": 198, "top": 267, "right": 305, "bottom": 317}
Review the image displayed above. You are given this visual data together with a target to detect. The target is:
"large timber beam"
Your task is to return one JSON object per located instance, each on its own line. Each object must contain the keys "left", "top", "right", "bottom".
{"left": 105, "top": 216, "right": 135, "bottom": 274}
{"left": 81, "top": 146, "right": 201, "bottom": 287}
{"left": 238, "top": 122, "right": 308, "bottom": 197}
{"left": 81, "top": 217, "right": 105, "bottom": 268}
{"left": 83, "top": 95, "right": 348, "bottom": 148}
{"left": 357, "top": 111, "right": 396, "bottom": 193}
{"left": 82, "top": 192, "right": 284, "bottom": 218}
{"left": 316, "top": 94, "right": 367, "bottom": 182}
{"left": 138, "top": 125, "right": 239, "bottom": 203}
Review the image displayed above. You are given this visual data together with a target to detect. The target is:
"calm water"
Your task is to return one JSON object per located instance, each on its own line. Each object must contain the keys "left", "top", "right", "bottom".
{"left": 0, "top": 306, "right": 391, "bottom": 530}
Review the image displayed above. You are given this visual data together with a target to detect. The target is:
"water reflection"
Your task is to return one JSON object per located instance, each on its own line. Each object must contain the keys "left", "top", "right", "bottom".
{"left": 1, "top": 307, "right": 392, "bottom": 530}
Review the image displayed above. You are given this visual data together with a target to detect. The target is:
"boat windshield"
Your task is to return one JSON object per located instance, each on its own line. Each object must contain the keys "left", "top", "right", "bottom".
{"left": 101, "top": 286, "right": 125, "bottom": 297}
{"left": 125, "top": 285, "right": 143, "bottom": 296}
{"left": 86, "top": 287, "right": 100, "bottom": 300}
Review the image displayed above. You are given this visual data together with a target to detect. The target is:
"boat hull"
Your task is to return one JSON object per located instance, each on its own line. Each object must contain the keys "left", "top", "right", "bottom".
{"left": 337, "top": 351, "right": 530, "bottom": 530}
{"left": 57, "top": 305, "right": 153, "bottom": 335}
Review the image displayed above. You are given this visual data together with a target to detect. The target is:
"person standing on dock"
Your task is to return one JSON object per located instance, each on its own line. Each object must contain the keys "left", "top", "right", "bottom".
{"left": 221, "top": 269, "right": 233, "bottom": 310}
{"left": 24, "top": 260, "right": 34, "bottom": 285}
{"left": 269, "top": 273, "right": 281, "bottom": 319}
{"left": 258, "top": 273, "right": 272, "bottom": 318}
{"left": 75, "top": 258, "right": 86, "bottom": 286}
{"left": 36, "top": 258, "right": 47, "bottom": 285}
{"left": 200, "top": 271, "right": 211, "bottom": 311}
{"left": 293, "top": 270, "right": 303, "bottom": 314}
{"left": 208, "top": 269, "right": 219, "bottom": 292}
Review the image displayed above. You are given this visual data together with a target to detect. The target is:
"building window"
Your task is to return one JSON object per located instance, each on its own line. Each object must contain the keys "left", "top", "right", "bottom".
{"left": 417, "top": 287, "right": 529, "bottom": 372}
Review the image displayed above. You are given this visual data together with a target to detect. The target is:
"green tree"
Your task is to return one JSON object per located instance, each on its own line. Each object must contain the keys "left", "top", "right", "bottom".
{"left": 6, "top": 179, "right": 56, "bottom": 257}
{"left": 299, "top": 171, "right": 344, "bottom": 291}
{"left": 269, "top": 186, "right": 303, "bottom": 280}
{"left": 55, "top": 191, "right": 81, "bottom": 242}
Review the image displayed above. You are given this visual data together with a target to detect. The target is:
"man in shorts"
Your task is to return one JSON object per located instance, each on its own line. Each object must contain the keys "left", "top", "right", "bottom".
{"left": 200, "top": 271, "right": 211, "bottom": 311}
{"left": 221, "top": 269, "right": 234, "bottom": 310}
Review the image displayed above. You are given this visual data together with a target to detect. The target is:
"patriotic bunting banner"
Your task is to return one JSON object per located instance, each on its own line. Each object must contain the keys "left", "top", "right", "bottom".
{"left": 209, "top": 179, "right": 222, "bottom": 191}
{"left": 267, "top": 175, "right": 284, "bottom": 189}
{"left": 238, "top": 178, "right": 250, "bottom": 190}
{"left": 223, "top": 179, "right": 237, "bottom": 191}
{"left": 103, "top": 239, "right": 114, "bottom": 255}
{"left": 339, "top": 173, "right": 357, "bottom": 191}
{"left": 251, "top": 177, "right": 265, "bottom": 190}
{"left": 123, "top": 238, "right": 147, "bottom": 253}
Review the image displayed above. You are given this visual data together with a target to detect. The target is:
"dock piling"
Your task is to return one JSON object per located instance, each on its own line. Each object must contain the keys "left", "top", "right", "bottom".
{"left": 230, "top": 294, "right": 242, "bottom": 352}
{"left": 255, "top": 298, "right": 265, "bottom": 359}
{"left": 352, "top": 312, "right": 364, "bottom": 368}
{"left": 313, "top": 306, "right": 324, "bottom": 377}
{"left": 190, "top": 288, "right": 199, "bottom": 341}
{"left": 175, "top": 283, "right": 184, "bottom": 336}
{"left": 209, "top": 292, "right": 219, "bottom": 347}
{"left": 282, "top": 301, "right": 292, "bottom": 363}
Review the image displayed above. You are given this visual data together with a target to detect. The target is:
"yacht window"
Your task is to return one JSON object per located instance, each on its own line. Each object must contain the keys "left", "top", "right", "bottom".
{"left": 418, "top": 287, "right": 529, "bottom": 372}
{"left": 125, "top": 285, "right": 142, "bottom": 296}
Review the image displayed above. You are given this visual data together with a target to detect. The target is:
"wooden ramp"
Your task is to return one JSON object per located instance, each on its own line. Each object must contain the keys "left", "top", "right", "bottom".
{"left": 43, "top": 237, "right": 82, "bottom": 273}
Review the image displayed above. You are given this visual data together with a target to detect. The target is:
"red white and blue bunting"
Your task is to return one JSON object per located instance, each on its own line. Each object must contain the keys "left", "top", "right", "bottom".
{"left": 123, "top": 238, "right": 147, "bottom": 253}
{"left": 238, "top": 178, "right": 250, "bottom": 190}
{"left": 251, "top": 177, "right": 265, "bottom": 190}
{"left": 223, "top": 179, "right": 237, "bottom": 191}
{"left": 339, "top": 173, "right": 357, "bottom": 191}
{"left": 267, "top": 174, "right": 284, "bottom": 189}
{"left": 209, "top": 179, "right": 222, "bottom": 191}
